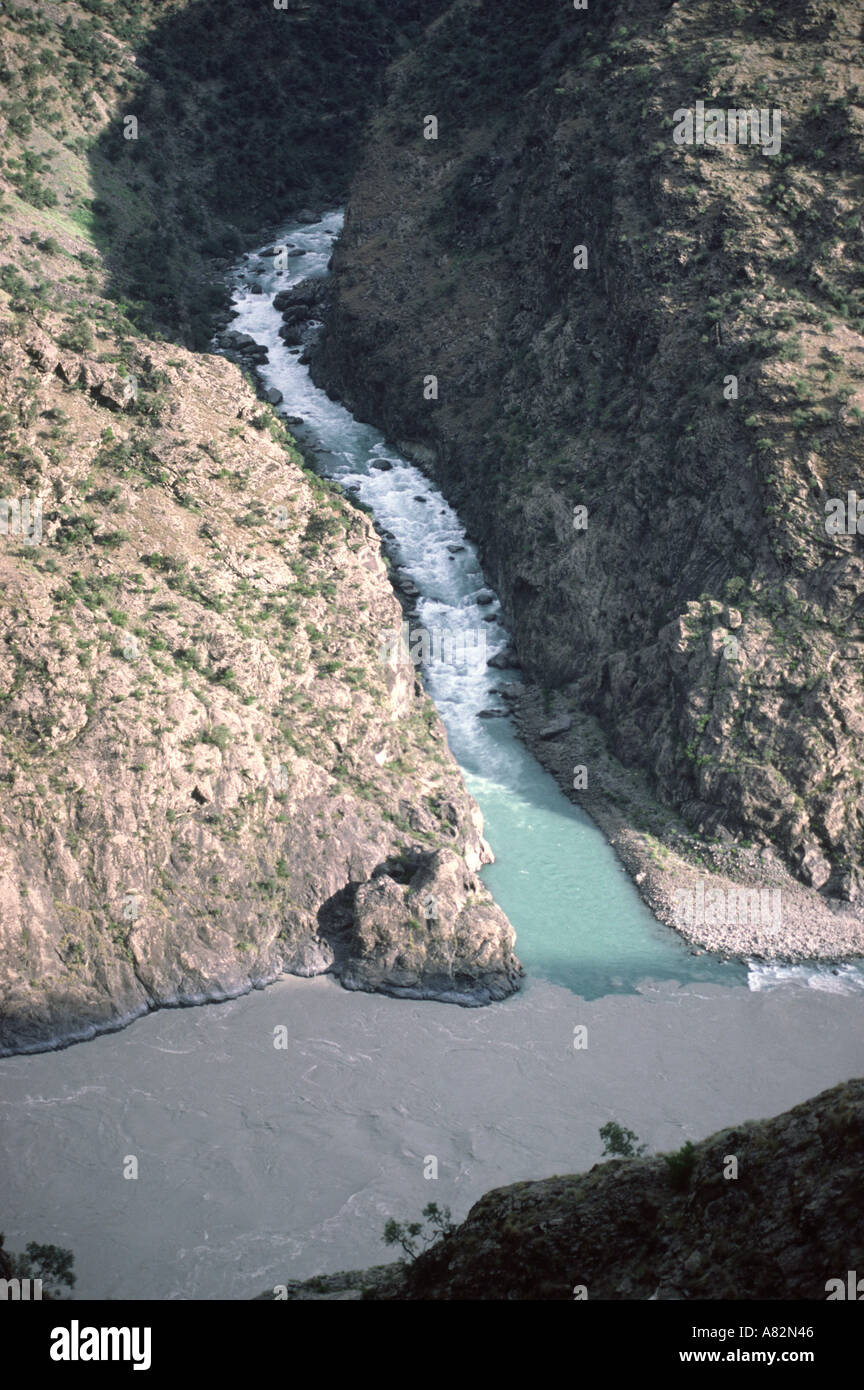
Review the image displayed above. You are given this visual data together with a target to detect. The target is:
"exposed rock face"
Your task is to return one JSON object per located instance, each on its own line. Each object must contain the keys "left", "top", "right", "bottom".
{"left": 0, "top": 3, "right": 520, "bottom": 1054}
{"left": 312, "top": 0, "right": 864, "bottom": 905}
{"left": 82, "top": 0, "right": 450, "bottom": 346}
{"left": 289, "top": 1079, "right": 864, "bottom": 1300}
{"left": 341, "top": 847, "right": 522, "bottom": 1004}
{"left": 0, "top": 317, "right": 520, "bottom": 1054}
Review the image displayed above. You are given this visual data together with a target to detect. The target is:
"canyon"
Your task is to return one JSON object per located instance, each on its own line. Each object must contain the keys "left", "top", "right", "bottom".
{"left": 0, "top": 0, "right": 862, "bottom": 1307}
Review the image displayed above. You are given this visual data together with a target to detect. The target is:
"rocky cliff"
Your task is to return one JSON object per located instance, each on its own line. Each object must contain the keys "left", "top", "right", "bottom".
{"left": 0, "top": 0, "right": 519, "bottom": 1054}
{"left": 270, "top": 1077, "right": 864, "bottom": 1300}
{"left": 313, "top": 0, "right": 864, "bottom": 921}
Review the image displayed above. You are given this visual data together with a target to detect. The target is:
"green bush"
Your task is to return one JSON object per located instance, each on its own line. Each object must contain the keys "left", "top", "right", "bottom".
{"left": 663, "top": 1140, "right": 698, "bottom": 1192}
{"left": 1, "top": 102, "right": 33, "bottom": 137}
{"left": 201, "top": 724, "right": 232, "bottom": 751}
{"left": 599, "top": 1120, "right": 648, "bottom": 1158}
{"left": 0, "top": 1234, "right": 76, "bottom": 1298}
{"left": 58, "top": 320, "right": 95, "bottom": 353}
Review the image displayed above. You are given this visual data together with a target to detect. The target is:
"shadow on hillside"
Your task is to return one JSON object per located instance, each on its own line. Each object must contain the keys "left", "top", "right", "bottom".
{"left": 89, "top": 0, "right": 434, "bottom": 347}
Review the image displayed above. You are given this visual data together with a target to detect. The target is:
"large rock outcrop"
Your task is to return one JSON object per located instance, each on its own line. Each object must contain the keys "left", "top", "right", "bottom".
{"left": 0, "top": 315, "right": 520, "bottom": 1053}
{"left": 341, "top": 847, "right": 521, "bottom": 1004}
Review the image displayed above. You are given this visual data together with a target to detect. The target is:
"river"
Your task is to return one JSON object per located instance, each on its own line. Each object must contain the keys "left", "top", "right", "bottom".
{"left": 0, "top": 214, "right": 862, "bottom": 1300}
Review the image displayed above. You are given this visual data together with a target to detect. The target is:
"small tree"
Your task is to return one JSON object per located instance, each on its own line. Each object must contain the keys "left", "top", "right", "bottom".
{"left": 599, "top": 1120, "right": 648, "bottom": 1159}
{"left": 382, "top": 1203, "right": 455, "bottom": 1261}
{"left": 0, "top": 1235, "right": 76, "bottom": 1298}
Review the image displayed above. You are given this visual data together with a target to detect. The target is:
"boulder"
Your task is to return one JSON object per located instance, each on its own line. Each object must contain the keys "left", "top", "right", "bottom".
{"left": 488, "top": 647, "right": 520, "bottom": 670}
{"left": 800, "top": 845, "right": 831, "bottom": 890}
{"left": 394, "top": 571, "right": 420, "bottom": 597}
{"left": 273, "top": 278, "right": 326, "bottom": 312}
{"left": 222, "top": 331, "right": 258, "bottom": 351}
{"left": 23, "top": 328, "right": 58, "bottom": 376}
{"left": 55, "top": 355, "right": 82, "bottom": 386}
{"left": 96, "top": 375, "right": 137, "bottom": 411}
{"left": 280, "top": 304, "right": 312, "bottom": 325}
{"left": 79, "top": 360, "right": 110, "bottom": 391}
{"left": 539, "top": 714, "right": 573, "bottom": 739}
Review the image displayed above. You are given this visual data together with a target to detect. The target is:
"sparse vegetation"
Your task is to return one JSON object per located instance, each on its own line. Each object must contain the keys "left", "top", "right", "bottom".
{"left": 382, "top": 1203, "right": 455, "bottom": 1261}
{"left": 662, "top": 1140, "right": 698, "bottom": 1192}
{"left": 599, "top": 1121, "right": 648, "bottom": 1159}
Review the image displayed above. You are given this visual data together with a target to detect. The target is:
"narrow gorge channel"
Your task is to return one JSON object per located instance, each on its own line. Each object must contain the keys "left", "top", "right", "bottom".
{"left": 229, "top": 215, "right": 864, "bottom": 999}
{"left": 1, "top": 219, "right": 863, "bottom": 1303}
{"left": 229, "top": 212, "right": 746, "bottom": 1000}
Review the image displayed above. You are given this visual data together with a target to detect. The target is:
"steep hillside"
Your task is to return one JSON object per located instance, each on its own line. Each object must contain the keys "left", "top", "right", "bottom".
{"left": 313, "top": 0, "right": 864, "bottom": 925}
{"left": 270, "top": 1078, "right": 864, "bottom": 1300}
{"left": 1, "top": 0, "right": 442, "bottom": 346}
{"left": 0, "top": 0, "right": 519, "bottom": 1053}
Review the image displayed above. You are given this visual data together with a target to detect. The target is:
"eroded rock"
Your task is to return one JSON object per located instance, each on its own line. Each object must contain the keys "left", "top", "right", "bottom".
{"left": 339, "top": 848, "right": 523, "bottom": 1005}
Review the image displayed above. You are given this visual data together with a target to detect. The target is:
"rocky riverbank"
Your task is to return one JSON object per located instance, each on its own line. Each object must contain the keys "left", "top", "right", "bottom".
{"left": 513, "top": 687, "right": 864, "bottom": 964}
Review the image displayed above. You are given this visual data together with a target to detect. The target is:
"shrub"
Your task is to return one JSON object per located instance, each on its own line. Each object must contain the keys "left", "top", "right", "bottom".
{"left": 599, "top": 1120, "right": 648, "bottom": 1158}
{"left": 201, "top": 724, "right": 232, "bottom": 751}
{"left": 663, "top": 1139, "right": 698, "bottom": 1192}
{"left": 58, "top": 321, "right": 94, "bottom": 353}
{"left": 382, "top": 1203, "right": 455, "bottom": 1261}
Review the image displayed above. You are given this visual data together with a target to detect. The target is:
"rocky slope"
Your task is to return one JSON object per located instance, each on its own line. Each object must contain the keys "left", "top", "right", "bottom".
{"left": 87, "top": 0, "right": 446, "bottom": 346}
{"left": 269, "top": 1077, "right": 864, "bottom": 1300}
{"left": 0, "top": 0, "right": 442, "bottom": 347}
{"left": 0, "top": 0, "right": 520, "bottom": 1054}
{"left": 312, "top": 0, "right": 864, "bottom": 925}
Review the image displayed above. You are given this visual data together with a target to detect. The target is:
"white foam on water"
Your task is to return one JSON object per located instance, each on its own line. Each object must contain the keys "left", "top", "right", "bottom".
{"left": 748, "top": 960, "right": 864, "bottom": 994}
